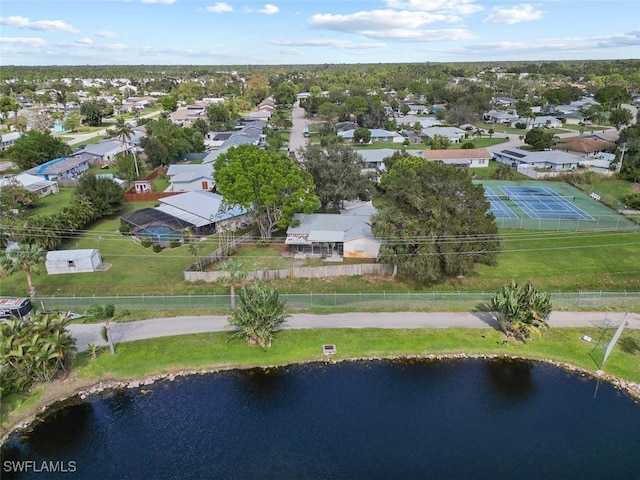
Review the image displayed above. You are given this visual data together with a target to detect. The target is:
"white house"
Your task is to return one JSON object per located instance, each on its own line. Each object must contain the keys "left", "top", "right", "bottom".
{"left": 0, "top": 131, "right": 21, "bottom": 150}
{"left": 421, "top": 148, "right": 491, "bottom": 168}
{"left": 483, "top": 110, "right": 518, "bottom": 124}
{"left": 338, "top": 129, "right": 404, "bottom": 144}
{"left": 492, "top": 147, "right": 582, "bottom": 171}
{"left": 285, "top": 203, "right": 381, "bottom": 259}
{"left": 45, "top": 249, "right": 102, "bottom": 275}
{"left": 166, "top": 164, "right": 215, "bottom": 192}
{"left": 421, "top": 126, "right": 467, "bottom": 143}
{"left": 0, "top": 173, "right": 59, "bottom": 196}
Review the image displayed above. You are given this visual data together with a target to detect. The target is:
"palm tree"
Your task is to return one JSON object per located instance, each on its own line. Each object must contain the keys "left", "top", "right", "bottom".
{"left": 228, "top": 282, "right": 290, "bottom": 349}
{"left": 217, "top": 259, "right": 247, "bottom": 309}
{"left": 0, "top": 243, "right": 46, "bottom": 297}
{"left": 490, "top": 280, "right": 552, "bottom": 342}
{"left": 114, "top": 116, "right": 139, "bottom": 178}
{"left": 88, "top": 304, "right": 130, "bottom": 355}
{"left": 86, "top": 343, "right": 103, "bottom": 360}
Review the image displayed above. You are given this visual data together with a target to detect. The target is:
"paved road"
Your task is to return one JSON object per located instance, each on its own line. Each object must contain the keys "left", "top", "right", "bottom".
{"left": 69, "top": 311, "right": 639, "bottom": 351}
{"left": 288, "top": 101, "right": 309, "bottom": 160}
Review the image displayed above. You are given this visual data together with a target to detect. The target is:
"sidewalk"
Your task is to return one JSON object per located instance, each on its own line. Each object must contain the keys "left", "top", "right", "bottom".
{"left": 69, "top": 311, "right": 639, "bottom": 352}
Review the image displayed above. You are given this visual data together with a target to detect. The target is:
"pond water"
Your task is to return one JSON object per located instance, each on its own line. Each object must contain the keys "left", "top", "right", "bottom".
{"left": 2, "top": 359, "right": 639, "bottom": 480}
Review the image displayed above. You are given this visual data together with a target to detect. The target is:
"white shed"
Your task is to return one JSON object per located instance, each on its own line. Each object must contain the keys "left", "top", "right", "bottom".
{"left": 45, "top": 249, "right": 102, "bottom": 275}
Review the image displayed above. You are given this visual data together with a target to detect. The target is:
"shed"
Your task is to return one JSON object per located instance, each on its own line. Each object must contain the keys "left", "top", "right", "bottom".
{"left": 45, "top": 249, "right": 102, "bottom": 275}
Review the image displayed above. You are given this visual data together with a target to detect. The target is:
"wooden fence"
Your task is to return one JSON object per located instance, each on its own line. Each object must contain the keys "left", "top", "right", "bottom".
{"left": 184, "top": 262, "right": 395, "bottom": 282}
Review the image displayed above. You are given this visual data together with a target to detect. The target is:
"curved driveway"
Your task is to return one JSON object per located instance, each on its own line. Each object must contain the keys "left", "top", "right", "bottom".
{"left": 69, "top": 311, "right": 639, "bottom": 352}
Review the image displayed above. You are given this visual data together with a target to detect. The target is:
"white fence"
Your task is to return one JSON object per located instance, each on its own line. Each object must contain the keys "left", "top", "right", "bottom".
{"left": 185, "top": 263, "right": 395, "bottom": 282}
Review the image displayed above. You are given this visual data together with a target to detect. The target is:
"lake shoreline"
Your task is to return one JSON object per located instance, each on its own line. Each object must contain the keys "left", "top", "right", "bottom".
{"left": 2, "top": 352, "right": 639, "bottom": 445}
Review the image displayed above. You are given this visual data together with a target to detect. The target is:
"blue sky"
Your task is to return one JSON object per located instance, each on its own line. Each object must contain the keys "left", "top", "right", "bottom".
{"left": 1, "top": 0, "right": 638, "bottom": 66}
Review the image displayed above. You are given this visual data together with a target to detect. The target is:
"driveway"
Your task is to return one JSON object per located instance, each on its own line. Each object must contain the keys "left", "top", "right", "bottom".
{"left": 288, "top": 101, "right": 309, "bottom": 160}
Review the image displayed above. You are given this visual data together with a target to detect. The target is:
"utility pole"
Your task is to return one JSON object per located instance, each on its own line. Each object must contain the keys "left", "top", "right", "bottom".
{"left": 616, "top": 142, "right": 627, "bottom": 174}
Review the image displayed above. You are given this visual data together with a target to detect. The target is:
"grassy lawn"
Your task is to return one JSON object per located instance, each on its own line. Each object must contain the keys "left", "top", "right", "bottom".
{"left": 471, "top": 160, "right": 530, "bottom": 181}
{"left": 3, "top": 326, "right": 639, "bottom": 430}
{"left": 572, "top": 178, "right": 636, "bottom": 202}
{"left": 25, "top": 187, "right": 75, "bottom": 217}
{"left": 152, "top": 172, "right": 170, "bottom": 192}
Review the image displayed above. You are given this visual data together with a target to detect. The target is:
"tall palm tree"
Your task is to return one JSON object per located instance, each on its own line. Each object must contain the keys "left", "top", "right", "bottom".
{"left": 0, "top": 243, "right": 46, "bottom": 297}
{"left": 217, "top": 259, "right": 247, "bottom": 309}
{"left": 88, "top": 304, "right": 130, "bottom": 355}
{"left": 114, "top": 116, "right": 139, "bottom": 177}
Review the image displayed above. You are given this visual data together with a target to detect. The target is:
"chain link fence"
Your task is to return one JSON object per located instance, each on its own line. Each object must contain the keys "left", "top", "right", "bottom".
{"left": 34, "top": 291, "right": 640, "bottom": 313}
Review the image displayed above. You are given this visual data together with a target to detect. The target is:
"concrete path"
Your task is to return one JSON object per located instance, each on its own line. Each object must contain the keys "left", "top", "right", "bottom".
{"left": 69, "top": 311, "right": 639, "bottom": 352}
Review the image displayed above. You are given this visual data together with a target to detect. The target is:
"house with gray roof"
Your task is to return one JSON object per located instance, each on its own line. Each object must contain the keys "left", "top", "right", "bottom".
{"left": 285, "top": 203, "right": 380, "bottom": 259}
{"left": 75, "top": 140, "right": 128, "bottom": 166}
{"left": 0, "top": 173, "right": 58, "bottom": 196}
{"left": 421, "top": 126, "right": 466, "bottom": 143}
{"left": 492, "top": 147, "right": 581, "bottom": 171}
{"left": 394, "top": 115, "right": 442, "bottom": 128}
{"left": 1, "top": 131, "right": 21, "bottom": 150}
{"left": 25, "top": 156, "right": 90, "bottom": 181}
{"left": 483, "top": 110, "right": 518, "bottom": 124}
{"left": 166, "top": 164, "right": 215, "bottom": 192}
{"left": 338, "top": 128, "right": 404, "bottom": 144}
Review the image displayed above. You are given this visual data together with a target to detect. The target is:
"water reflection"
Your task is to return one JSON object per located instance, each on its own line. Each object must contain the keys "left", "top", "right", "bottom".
{"left": 484, "top": 358, "right": 535, "bottom": 401}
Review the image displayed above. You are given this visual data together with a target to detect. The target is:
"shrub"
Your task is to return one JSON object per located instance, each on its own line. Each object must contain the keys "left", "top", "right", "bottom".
{"left": 119, "top": 224, "right": 131, "bottom": 234}
{"left": 170, "top": 238, "right": 180, "bottom": 248}
{"left": 623, "top": 192, "right": 640, "bottom": 209}
{"left": 141, "top": 238, "right": 151, "bottom": 248}
{"left": 461, "top": 141, "right": 476, "bottom": 149}
{"left": 515, "top": 122, "right": 527, "bottom": 129}
{"left": 256, "top": 239, "right": 270, "bottom": 248}
{"left": 152, "top": 243, "right": 162, "bottom": 253}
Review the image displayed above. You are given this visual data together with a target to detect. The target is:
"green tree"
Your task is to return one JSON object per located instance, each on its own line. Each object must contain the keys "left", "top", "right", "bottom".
{"left": 0, "top": 179, "right": 39, "bottom": 213}
{"left": 157, "top": 95, "right": 178, "bottom": 113}
{"left": 214, "top": 145, "right": 319, "bottom": 239}
{"left": 75, "top": 173, "right": 124, "bottom": 216}
{"left": 0, "top": 312, "right": 77, "bottom": 395}
{"left": 429, "top": 134, "right": 452, "bottom": 150}
{"left": 274, "top": 81, "right": 297, "bottom": 107}
{"left": 140, "top": 136, "right": 169, "bottom": 167}
{"left": 113, "top": 116, "right": 139, "bottom": 177}
{"left": 80, "top": 99, "right": 113, "bottom": 126}
{"left": 217, "top": 259, "right": 247, "bottom": 310}
{"left": 490, "top": 280, "right": 552, "bottom": 342}
{"left": 524, "top": 127, "right": 555, "bottom": 150}
{"left": 609, "top": 108, "right": 633, "bottom": 130}
{"left": 207, "top": 104, "right": 230, "bottom": 130}
{"left": 372, "top": 157, "right": 499, "bottom": 284}
{"left": 0, "top": 243, "right": 46, "bottom": 297}
{"left": 492, "top": 164, "right": 515, "bottom": 180}
{"left": 8, "top": 130, "right": 72, "bottom": 170}
{"left": 353, "top": 127, "right": 371, "bottom": 144}
{"left": 111, "top": 152, "right": 139, "bottom": 184}
{"left": 0, "top": 95, "right": 19, "bottom": 122}
{"left": 63, "top": 110, "right": 82, "bottom": 132}
{"left": 227, "top": 282, "right": 290, "bottom": 349}
{"left": 299, "top": 143, "right": 375, "bottom": 210}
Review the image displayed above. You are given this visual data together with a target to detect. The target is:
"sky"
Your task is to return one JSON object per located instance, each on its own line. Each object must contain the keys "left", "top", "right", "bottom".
{"left": 1, "top": 0, "right": 638, "bottom": 66}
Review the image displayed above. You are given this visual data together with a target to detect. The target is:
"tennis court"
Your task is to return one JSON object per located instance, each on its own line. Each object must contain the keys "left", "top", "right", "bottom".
{"left": 477, "top": 180, "right": 639, "bottom": 231}
{"left": 499, "top": 185, "right": 594, "bottom": 221}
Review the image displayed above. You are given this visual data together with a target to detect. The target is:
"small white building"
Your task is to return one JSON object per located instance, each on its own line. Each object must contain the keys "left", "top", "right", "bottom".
{"left": 45, "top": 249, "right": 102, "bottom": 275}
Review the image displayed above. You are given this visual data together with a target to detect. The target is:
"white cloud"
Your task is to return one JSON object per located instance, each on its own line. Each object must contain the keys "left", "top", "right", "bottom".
{"left": 386, "top": 0, "right": 483, "bottom": 15}
{"left": 206, "top": 3, "right": 233, "bottom": 13}
{"left": 140, "top": 0, "right": 176, "bottom": 4}
{"left": 309, "top": 10, "right": 455, "bottom": 32}
{"left": 245, "top": 4, "right": 279, "bottom": 15}
{"left": 484, "top": 4, "right": 544, "bottom": 24}
{"left": 97, "top": 30, "right": 117, "bottom": 38}
{"left": 270, "top": 39, "right": 386, "bottom": 50}
{"left": 363, "top": 28, "right": 475, "bottom": 41}
{"left": 0, "top": 16, "right": 78, "bottom": 33}
{"left": 0, "top": 36, "right": 47, "bottom": 47}
{"left": 445, "top": 31, "right": 640, "bottom": 56}
{"left": 75, "top": 37, "right": 93, "bottom": 45}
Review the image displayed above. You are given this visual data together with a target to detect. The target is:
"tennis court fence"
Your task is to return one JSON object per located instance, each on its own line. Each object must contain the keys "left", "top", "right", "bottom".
{"left": 34, "top": 291, "right": 640, "bottom": 313}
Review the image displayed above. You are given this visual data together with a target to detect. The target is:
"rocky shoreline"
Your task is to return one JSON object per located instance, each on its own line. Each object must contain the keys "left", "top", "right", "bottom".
{"left": 2, "top": 353, "right": 639, "bottom": 444}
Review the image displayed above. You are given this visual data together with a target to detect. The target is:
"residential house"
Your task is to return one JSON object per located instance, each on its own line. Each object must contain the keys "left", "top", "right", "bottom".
{"left": 492, "top": 147, "right": 582, "bottom": 171}
{"left": 166, "top": 164, "right": 215, "bottom": 192}
{"left": 492, "top": 97, "right": 517, "bottom": 108}
{"left": 421, "top": 126, "right": 467, "bottom": 143}
{"left": 338, "top": 128, "right": 404, "bottom": 144}
{"left": 420, "top": 148, "right": 491, "bottom": 168}
{"left": 357, "top": 148, "right": 416, "bottom": 173}
{"left": 483, "top": 110, "right": 518, "bottom": 124}
{"left": 169, "top": 105, "right": 206, "bottom": 126}
{"left": 0, "top": 131, "right": 21, "bottom": 150}
{"left": 25, "top": 156, "right": 90, "bottom": 181}
{"left": 74, "top": 140, "right": 128, "bottom": 166}
{"left": 394, "top": 115, "right": 442, "bottom": 128}
{"left": 0, "top": 173, "right": 59, "bottom": 196}
{"left": 520, "top": 116, "right": 563, "bottom": 129}
{"left": 334, "top": 121, "right": 358, "bottom": 132}
{"left": 285, "top": 203, "right": 381, "bottom": 259}
{"left": 554, "top": 137, "right": 613, "bottom": 156}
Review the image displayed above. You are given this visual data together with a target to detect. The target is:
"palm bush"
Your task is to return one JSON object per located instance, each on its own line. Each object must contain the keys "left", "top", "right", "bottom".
{"left": 227, "top": 282, "right": 290, "bottom": 349}
{"left": 490, "top": 280, "right": 552, "bottom": 342}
